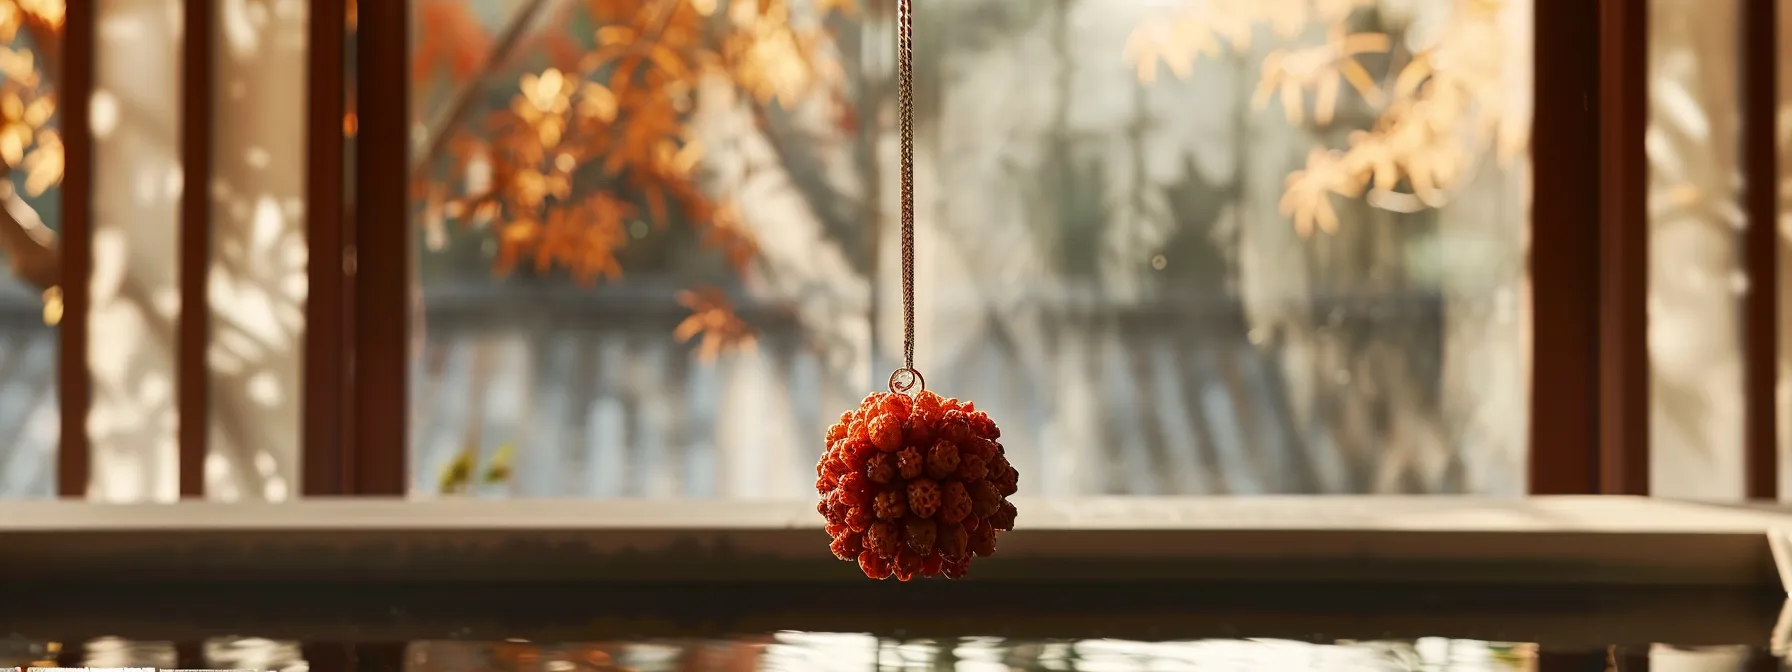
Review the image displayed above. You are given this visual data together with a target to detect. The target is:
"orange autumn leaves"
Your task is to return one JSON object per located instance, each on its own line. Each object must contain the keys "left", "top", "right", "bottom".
{"left": 415, "top": 0, "right": 494, "bottom": 83}
{"left": 424, "top": 0, "right": 852, "bottom": 361}
{"left": 494, "top": 192, "right": 630, "bottom": 284}
{"left": 674, "top": 286, "right": 756, "bottom": 361}
{"left": 0, "top": 0, "right": 62, "bottom": 197}
{"left": 1125, "top": 0, "right": 1526, "bottom": 236}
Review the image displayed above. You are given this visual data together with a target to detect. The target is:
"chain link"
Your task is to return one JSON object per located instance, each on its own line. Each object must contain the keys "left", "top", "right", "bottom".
{"left": 897, "top": 0, "right": 916, "bottom": 373}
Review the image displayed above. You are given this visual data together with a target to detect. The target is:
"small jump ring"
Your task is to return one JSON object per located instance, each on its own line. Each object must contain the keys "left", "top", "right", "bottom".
{"left": 888, "top": 367, "right": 925, "bottom": 395}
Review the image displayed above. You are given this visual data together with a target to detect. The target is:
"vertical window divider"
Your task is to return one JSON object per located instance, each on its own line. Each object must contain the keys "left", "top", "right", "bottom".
{"left": 303, "top": 0, "right": 351, "bottom": 496}
{"left": 1530, "top": 0, "right": 1605, "bottom": 494}
{"left": 178, "top": 0, "right": 218, "bottom": 498}
{"left": 56, "top": 0, "right": 95, "bottom": 499}
{"left": 1595, "top": 0, "right": 1649, "bottom": 495}
{"left": 1741, "top": 0, "right": 1779, "bottom": 501}
{"left": 350, "top": 0, "right": 409, "bottom": 496}
{"left": 1529, "top": 0, "right": 1650, "bottom": 495}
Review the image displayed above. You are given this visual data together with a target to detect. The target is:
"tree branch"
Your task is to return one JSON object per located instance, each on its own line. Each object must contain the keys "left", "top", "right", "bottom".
{"left": 412, "top": 0, "right": 558, "bottom": 175}
{"left": 0, "top": 176, "right": 59, "bottom": 290}
{"left": 744, "top": 97, "right": 869, "bottom": 270}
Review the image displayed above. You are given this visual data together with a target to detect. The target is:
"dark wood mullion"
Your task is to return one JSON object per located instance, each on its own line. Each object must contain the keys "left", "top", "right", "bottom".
{"left": 175, "top": 641, "right": 207, "bottom": 670}
{"left": 1741, "top": 0, "right": 1779, "bottom": 500}
{"left": 1529, "top": 0, "right": 1604, "bottom": 494}
{"left": 1536, "top": 648, "right": 1643, "bottom": 672}
{"left": 53, "top": 640, "right": 83, "bottom": 667}
{"left": 352, "top": 0, "right": 411, "bottom": 496}
{"left": 303, "top": 0, "right": 351, "bottom": 496}
{"left": 1746, "top": 649, "right": 1781, "bottom": 672}
{"left": 1612, "top": 646, "right": 1651, "bottom": 672}
{"left": 55, "top": 0, "right": 95, "bottom": 499}
{"left": 301, "top": 642, "right": 408, "bottom": 672}
{"left": 177, "top": 0, "right": 216, "bottom": 498}
{"left": 1530, "top": 0, "right": 1651, "bottom": 495}
{"left": 1595, "top": 0, "right": 1649, "bottom": 495}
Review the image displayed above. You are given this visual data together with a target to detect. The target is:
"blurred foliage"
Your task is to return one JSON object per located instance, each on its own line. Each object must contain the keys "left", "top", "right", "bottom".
{"left": 0, "top": 1, "right": 63, "bottom": 198}
{"left": 439, "top": 440, "right": 516, "bottom": 493}
{"left": 0, "top": 1, "right": 65, "bottom": 318}
{"left": 415, "top": 0, "right": 857, "bottom": 360}
{"left": 1125, "top": 0, "right": 1527, "bottom": 235}
{"left": 415, "top": 0, "right": 861, "bottom": 492}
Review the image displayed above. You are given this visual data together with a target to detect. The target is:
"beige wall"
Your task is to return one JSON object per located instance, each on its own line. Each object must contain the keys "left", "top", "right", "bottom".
{"left": 87, "top": 0, "right": 183, "bottom": 501}
{"left": 1646, "top": 0, "right": 1747, "bottom": 500}
{"left": 84, "top": 0, "right": 306, "bottom": 502}
{"left": 203, "top": 0, "right": 308, "bottom": 501}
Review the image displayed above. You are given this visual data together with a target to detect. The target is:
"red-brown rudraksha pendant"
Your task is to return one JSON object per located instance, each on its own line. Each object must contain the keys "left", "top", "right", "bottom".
{"left": 815, "top": 369, "right": 1018, "bottom": 581}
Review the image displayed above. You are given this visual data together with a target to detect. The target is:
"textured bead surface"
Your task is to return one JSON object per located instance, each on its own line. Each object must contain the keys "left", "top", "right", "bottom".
{"left": 816, "top": 390, "right": 1018, "bottom": 580}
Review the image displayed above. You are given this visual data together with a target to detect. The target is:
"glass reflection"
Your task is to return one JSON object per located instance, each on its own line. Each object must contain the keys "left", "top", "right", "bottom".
{"left": 7, "top": 627, "right": 1791, "bottom": 671}
{"left": 403, "top": 0, "right": 1533, "bottom": 499}
{"left": 403, "top": 636, "right": 1544, "bottom": 672}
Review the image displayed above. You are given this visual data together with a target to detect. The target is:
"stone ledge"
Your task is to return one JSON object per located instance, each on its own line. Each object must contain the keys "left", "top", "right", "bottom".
{"left": 0, "top": 496, "right": 1786, "bottom": 586}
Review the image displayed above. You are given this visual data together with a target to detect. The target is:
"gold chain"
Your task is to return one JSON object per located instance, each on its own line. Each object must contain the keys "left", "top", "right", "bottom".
{"left": 896, "top": 0, "right": 917, "bottom": 379}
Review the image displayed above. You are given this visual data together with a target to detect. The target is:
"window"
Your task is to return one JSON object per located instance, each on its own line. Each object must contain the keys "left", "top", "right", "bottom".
{"left": 404, "top": 0, "right": 1534, "bottom": 499}
{"left": 0, "top": 2, "right": 1776, "bottom": 503}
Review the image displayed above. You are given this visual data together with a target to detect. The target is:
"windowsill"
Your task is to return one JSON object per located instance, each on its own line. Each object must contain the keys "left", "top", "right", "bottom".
{"left": 1, "top": 495, "right": 1786, "bottom": 587}
{"left": 2, "top": 496, "right": 1789, "bottom": 647}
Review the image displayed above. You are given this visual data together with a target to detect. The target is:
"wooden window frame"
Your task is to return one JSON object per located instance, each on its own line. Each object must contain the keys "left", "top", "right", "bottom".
{"left": 1741, "top": 0, "right": 1780, "bottom": 500}
{"left": 54, "top": 0, "right": 92, "bottom": 498}
{"left": 39, "top": 0, "right": 1784, "bottom": 498}
{"left": 300, "top": 0, "right": 409, "bottom": 497}
{"left": 1527, "top": 0, "right": 1781, "bottom": 499}
{"left": 1527, "top": 0, "right": 1653, "bottom": 495}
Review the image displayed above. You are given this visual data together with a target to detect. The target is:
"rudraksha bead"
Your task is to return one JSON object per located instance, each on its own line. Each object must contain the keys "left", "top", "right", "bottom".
{"left": 817, "top": 390, "right": 1018, "bottom": 580}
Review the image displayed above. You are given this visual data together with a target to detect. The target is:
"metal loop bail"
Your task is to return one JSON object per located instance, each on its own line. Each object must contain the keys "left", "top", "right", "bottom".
{"left": 888, "top": 367, "right": 926, "bottom": 395}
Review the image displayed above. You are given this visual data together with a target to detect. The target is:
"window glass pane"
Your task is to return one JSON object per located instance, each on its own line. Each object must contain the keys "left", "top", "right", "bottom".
{"left": 0, "top": 2, "right": 63, "bottom": 500}
{"left": 1647, "top": 0, "right": 1745, "bottom": 499}
{"left": 903, "top": 0, "right": 1531, "bottom": 494}
{"left": 407, "top": 0, "right": 1532, "bottom": 497}
{"left": 408, "top": 0, "right": 873, "bottom": 497}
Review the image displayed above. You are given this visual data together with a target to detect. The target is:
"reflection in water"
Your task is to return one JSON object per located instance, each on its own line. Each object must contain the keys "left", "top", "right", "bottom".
{"left": 0, "top": 637, "right": 305, "bottom": 670}
{"left": 1, "top": 634, "right": 1786, "bottom": 671}
{"left": 406, "top": 637, "right": 1549, "bottom": 672}
{"left": 76, "top": 637, "right": 175, "bottom": 668}
{"left": 0, "top": 635, "right": 1556, "bottom": 672}
{"left": 400, "top": 637, "right": 1792, "bottom": 672}
{"left": 0, "top": 638, "right": 58, "bottom": 667}
{"left": 207, "top": 637, "right": 308, "bottom": 672}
